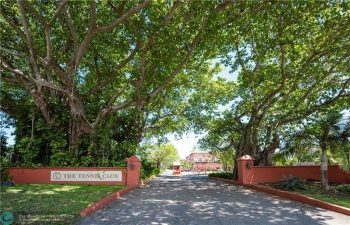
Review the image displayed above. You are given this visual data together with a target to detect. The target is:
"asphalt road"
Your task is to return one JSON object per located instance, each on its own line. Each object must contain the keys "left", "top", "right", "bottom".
{"left": 76, "top": 171, "right": 350, "bottom": 225}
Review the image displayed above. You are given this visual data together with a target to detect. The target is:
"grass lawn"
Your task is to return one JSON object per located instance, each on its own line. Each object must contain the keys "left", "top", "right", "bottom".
{"left": 294, "top": 182, "right": 350, "bottom": 209}
{"left": 0, "top": 184, "right": 124, "bottom": 225}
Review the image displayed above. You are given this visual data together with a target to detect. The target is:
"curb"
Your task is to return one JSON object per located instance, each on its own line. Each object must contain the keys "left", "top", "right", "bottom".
{"left": 80, "top": 185, "right": 137, "bottom": 217}
{"left": 80, "top": 174, "right": 159, "bottom": 217}
{"left": 209, "top": 177, "right": 350, "bottom": 216}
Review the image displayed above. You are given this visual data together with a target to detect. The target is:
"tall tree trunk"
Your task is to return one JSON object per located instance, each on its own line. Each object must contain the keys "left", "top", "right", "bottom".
{"left": 69, "top": 114, "right": 92, "bottom": 157}
{"left": 233, "top": 127, "right": 280, "bottom": 180}
{"left": 256, "top": 134, "right": 280, "bottom": 166}
{"left": 320, "top": 146, "right": 329, "bottom": 191}
{"left": 232, "top": 163, "right": 238, "bottom": 180}
{"left": 69, "top": 118, "right": 80, "bottom": 157}
{"left": 233, "top": 125, "right": 255, "bottom": 180}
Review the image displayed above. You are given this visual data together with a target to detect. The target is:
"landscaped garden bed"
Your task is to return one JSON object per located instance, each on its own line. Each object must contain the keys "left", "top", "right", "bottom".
{"left": 1, "top": 184, "right": 124, "bottom": 225}
{"left": 257, "top": 180, "right": 350, "bottom": 209}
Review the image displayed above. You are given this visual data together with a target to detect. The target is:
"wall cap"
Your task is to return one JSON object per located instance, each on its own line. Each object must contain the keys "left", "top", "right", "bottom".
{"left": 10, "top": 167, "right": 127, "bottom": 170}
{"left": 237, "top": 155, "right": 255, "bottom": 161}
{"left": 127, "top": 155, "right": 141, "bottom": 162}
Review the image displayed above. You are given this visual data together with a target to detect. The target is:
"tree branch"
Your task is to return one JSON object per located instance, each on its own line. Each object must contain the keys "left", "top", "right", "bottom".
{"left": 30, "top": 90, "right": 56, "bottom": 126}
{"left": 22, "top": 1, "right": 52, "bottom": 60}
{"left": 1, "top": 75, "right": 27, "bottom": 87}
{"left": 1, "top": 56, "right": 34, "bottom": 84}
{"left": 43, "top": 59, "right": 71, "bottom": 86}
{"left": 149, "top": 17, "right": 208, "bottom": 100}
{"left": 0, "top": 47, "right": 26, "bottom": 58}
{"left": 49, "top": 0, "right": 69, "bottom": 25}
{"left": 0, "top": 8, "right": 27, "bottom": 41}
{"left": 62, "top": 3, "right": 78, "bottom": 68}
{"left": 90, "top": 0, "right": 97, "bottom": 29}
{"left": 95, "top": 0, "right": 152, "bottom": 33}
{"left": 73, "top": 1, "right": 98, "bottom": 70}
{"left": 87, "top": 42, "right": 140, "bottom": 95}
{"left": 214, "top": 0, "right": 234, "bottom": 13}
{"left": 16, "top": 0, "right": 40, "bottom": 78}
{"left": 279, "top": 78, "right": 350, "bottom": 126}
{"left": 293, "top": 67, "right": 336, "bottom": 109}
{"left": 254, "top": 42, "right": 288, "bottom": 118}
{"left": 107, "top": 86, "right": 129, "bottom": 106}
{"left": 92, "top": 100, "right": 145, "bottom": 127}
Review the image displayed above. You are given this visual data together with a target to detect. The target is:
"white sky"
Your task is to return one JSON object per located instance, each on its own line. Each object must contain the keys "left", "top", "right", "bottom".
{"left": 168, "top": 63, "right": 237, "bottom": 159}
{"left": 167, "top": 133, "right": 204, "bottom": 159}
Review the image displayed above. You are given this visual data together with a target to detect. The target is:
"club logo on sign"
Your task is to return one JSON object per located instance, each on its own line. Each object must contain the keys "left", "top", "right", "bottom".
{"left": 52, "top": 172, "right": 61, "bottom": 180}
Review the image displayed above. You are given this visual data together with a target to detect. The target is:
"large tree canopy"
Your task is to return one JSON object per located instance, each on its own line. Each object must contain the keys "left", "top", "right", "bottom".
{"left": 1, "top": 1, "right": 349, "bottom": 171}
{"left": 199, "top": 1, "right": 350, "bottom": 178}
{"left": 1, "top": 0, "right": 266, "bottom": 165}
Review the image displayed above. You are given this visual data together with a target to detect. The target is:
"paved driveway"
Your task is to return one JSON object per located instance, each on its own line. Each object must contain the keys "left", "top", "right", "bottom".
{"left": 76, "top": 171, "right": 350, "bottom": 225}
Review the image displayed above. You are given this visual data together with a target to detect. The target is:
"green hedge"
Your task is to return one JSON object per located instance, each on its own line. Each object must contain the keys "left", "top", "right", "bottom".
{"left": 208, "top": 172, "right": 233, "bottom": 179}
{"left": 141, "top": 160, "right": 162, "bottom": 180}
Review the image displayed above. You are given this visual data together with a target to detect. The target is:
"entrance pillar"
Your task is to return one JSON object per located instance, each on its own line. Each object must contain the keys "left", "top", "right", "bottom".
{"left": 127, "top": 156, "right": 141, "bottom": 187}
{"left": 173, "top": 161, "right": 181, "bottom": 175}
{"left": 237, "top": 155, "right": 255, "bottom": 185}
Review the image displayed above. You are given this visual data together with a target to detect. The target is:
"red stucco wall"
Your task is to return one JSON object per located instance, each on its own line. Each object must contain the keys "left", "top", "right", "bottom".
{"left": 9, "top": 167, "right": 127, "bottom": 185}
{"left": 9, "top": 156, "right": 142, "bottom": 186}
{"left": 237, "top": 155, "right": 350, "bottom": 184}
{"left": 253, "top": 165, "right": 350, "bottom": 184}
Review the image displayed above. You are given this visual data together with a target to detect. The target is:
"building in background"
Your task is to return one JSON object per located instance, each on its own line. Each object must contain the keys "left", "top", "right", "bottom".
{"left": 181, "top": 152, "right": 222, "bottom": 171}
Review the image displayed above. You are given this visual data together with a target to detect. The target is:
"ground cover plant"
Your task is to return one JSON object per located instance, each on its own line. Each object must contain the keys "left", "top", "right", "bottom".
{"left": 0, "top": 184, "right": 124, "bottom": 225}
{"left": 275, "top": 174, "right": 308, "bottom": 191}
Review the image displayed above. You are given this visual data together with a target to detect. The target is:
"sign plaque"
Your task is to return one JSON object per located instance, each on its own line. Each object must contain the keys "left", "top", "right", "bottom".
{"left": 50, "top": 171, "right": 122, "bottom": 182}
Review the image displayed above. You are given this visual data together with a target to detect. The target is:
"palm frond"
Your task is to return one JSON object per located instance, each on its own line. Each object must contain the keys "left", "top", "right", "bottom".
{"left": 334, "top": 145, "right": 350, "bottom": 173}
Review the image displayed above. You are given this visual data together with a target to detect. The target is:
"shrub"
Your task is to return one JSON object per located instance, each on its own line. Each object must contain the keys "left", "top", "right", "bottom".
{"left": 0, "top": 167, "right": 13, "bottom": 183}
{"left": 141, "top": 160, "right": 160, "bottom": 180}
{"left": 336, "top": 185, "right": 350, "bottom": 193}
{"left": 277, "top": 174, "right": 308, "bottom": 191}
{"left": 208, "top": 172, "right": 233, "bottom": 179}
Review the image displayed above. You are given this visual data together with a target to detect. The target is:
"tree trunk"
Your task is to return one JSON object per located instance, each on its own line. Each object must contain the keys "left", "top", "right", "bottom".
{"left": 320, "top": 147, "right": 329, "bottom": 191}
{"left": 232, "top": 163, "right": 238, "bottom": 180}
{"left": 255, "top": 134, "right": 280, "bottom": 166}
{"left": 69, "top": 114, "right": 92, "bottom": 157}
{"left": 69, "top": 118, "right": 80, "bottom": 157}
{"left": 233, "top": 127, "right": 280, "bottom": 180}
{"left": 233, "top": 126, "right": 254, "bottom": 180}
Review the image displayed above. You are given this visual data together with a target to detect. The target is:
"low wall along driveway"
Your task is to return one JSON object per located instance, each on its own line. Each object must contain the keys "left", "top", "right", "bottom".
{"left": 9, "top": 155, "right": 142, "bottom": 187}
{"left": 237, "top": 155, "right": 350, "bottom": 184}
{"left": 10, "top": 167, "right": 127, "bottom": 185}
{"left": 253, "top": 165, "right": 349, "bottom": 184}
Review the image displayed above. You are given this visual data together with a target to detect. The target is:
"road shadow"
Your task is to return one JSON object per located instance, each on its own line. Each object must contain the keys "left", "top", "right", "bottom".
{"left": 76, "top": 172, "right": 350, "bottom": 225}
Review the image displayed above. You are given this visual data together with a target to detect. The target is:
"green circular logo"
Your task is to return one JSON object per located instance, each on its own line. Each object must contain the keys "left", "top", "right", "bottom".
{"left": 0, "top": 212, "right": 14, "bottom": 225}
